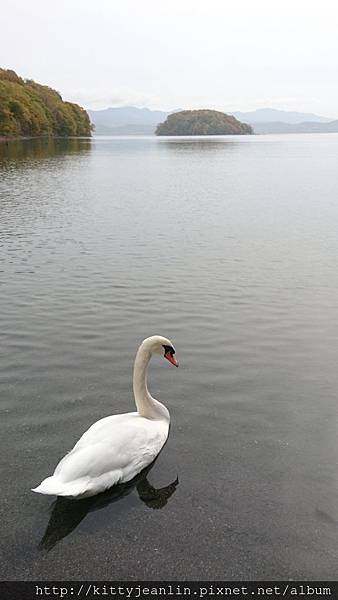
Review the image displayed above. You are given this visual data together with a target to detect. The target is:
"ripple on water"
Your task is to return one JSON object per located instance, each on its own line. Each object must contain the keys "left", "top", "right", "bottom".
{"left": 1, "top": 135, "right": 338, "bottom": 579}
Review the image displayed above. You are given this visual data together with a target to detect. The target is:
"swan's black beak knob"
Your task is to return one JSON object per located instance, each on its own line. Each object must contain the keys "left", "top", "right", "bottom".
{"left": 164, "top": 352, "right": 179, "bottom": 367}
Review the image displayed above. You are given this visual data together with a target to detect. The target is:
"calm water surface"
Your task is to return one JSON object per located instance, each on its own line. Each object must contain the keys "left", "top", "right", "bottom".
{"left": 1, "top": 134, "right": 338, "bottom": 579}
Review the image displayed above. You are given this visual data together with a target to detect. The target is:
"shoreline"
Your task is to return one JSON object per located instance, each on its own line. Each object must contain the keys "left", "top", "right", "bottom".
{"left": 0, "top": 135, "right": 92, "bottom": 143}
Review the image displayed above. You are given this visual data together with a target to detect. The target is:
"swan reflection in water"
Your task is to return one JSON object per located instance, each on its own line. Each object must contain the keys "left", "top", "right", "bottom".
{"left": 38, "top": 460, "right": 178, "bottom": 551}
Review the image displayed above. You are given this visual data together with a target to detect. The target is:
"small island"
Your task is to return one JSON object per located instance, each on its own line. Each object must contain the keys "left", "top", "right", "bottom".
{"left": 0, "top": 69, "right": 92, "bottom": 139}
{"left": 156, "top": 109, "right": 253, "bottom": 136}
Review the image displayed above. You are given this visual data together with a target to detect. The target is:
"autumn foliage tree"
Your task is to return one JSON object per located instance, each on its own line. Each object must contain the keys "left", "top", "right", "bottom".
{"left": 156, "top": 109, "right": 253, "bottom": 136}
{"left": 0, "top": 69, "right": 92, "bottom": 138}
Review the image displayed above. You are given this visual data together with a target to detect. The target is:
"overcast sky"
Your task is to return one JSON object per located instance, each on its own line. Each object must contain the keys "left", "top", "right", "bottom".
{"left": 2, "top": 0, "right": 338, "bottom": 117}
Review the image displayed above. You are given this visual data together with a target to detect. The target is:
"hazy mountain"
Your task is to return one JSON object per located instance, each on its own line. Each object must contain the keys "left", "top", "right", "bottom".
{"left": 88, "top": 106, "right": 169, "bottom": 135}
{"left": 88, "top": 106, "right": 337, "bottom": 136}
{"left": 232, "top": 108, "right": 332, "bottom": 124}
{"left": 253, "top": 120, "right": 338, "bottom": 134}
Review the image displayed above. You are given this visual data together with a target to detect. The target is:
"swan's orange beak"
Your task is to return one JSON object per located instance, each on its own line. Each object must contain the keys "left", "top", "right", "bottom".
{"left": 165, "top": 352, "right": 179, "bottom": 367}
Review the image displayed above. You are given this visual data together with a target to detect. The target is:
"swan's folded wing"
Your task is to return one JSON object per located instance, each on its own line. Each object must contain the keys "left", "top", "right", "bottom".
{"left": 53, "top": 414, "right": 168, "bottom": 484}
{"left": 73, "top": 412, "right": 139, "bottom": 448}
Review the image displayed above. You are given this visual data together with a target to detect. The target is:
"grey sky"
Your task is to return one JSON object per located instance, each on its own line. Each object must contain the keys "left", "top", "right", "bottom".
{"left": 2, "top": 0, "right": 338, "bottom": 117}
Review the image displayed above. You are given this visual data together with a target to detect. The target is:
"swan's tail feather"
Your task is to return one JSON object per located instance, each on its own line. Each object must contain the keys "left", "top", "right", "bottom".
{"left": 32, "top": 476, "right": 89, "bottom": 498}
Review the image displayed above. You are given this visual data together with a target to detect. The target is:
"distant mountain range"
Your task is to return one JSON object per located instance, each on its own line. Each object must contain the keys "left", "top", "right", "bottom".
{"left": 249, "top": 120, "right": 338, "bottom": 134}
{"left": 231, "top": 108, "right": 338, "bottom": 133}
{"left": 231, "top": 108, "right": 332, "bottom": 124}
{"left": 88, "top": 106, "right": 338, "bottom": 135}
{"left": 88, "top": 107, "right": 168, "bottom": 135}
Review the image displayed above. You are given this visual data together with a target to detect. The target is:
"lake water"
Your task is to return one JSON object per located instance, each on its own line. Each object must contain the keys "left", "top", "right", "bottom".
{"left": 1, "top": 134, "right": 338, "bottom": 580}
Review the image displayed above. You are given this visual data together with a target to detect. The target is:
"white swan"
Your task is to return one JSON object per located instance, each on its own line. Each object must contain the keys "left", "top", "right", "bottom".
{"left": 32, "top": 335, "right": 178, "bottom": 498}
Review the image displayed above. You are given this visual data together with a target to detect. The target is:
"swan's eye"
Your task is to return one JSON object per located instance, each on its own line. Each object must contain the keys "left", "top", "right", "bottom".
{"left": 163, "top": 344, "right": 175, "bottom": 356}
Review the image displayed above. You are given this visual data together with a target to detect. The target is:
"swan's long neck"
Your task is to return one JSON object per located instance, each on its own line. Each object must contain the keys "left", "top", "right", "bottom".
{"left": 133, "top": 346, "right": 169, "bottom": 422}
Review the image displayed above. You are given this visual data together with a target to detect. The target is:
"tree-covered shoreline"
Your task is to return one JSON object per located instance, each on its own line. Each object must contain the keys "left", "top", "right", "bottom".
{"left": 0, "top": 69, "right": 92, "bottom": 138}
{"left": 156, "top": 109, "right": 253, "bottom": 136}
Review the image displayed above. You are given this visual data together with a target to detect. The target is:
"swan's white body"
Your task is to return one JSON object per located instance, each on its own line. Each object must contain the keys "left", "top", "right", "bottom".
{"left": 32, "top": 335, "right": 177, "bottom": 498}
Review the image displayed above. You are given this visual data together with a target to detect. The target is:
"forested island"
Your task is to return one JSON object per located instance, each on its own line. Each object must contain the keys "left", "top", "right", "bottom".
{"left": 156, "top": 109, "right": 253, "bottom": 136}
{"left": 0, "top": 69, "right": 92, "bottom": 138}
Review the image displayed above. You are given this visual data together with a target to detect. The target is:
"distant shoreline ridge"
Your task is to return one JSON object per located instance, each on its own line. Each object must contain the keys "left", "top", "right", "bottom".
{"left": 88, "top": 105, "right": 338, "bottom": 136}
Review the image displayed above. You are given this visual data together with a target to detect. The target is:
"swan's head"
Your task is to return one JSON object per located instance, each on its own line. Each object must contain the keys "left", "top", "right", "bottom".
{"left": 141, "top": 335, "right": 179, "bottom": 367}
